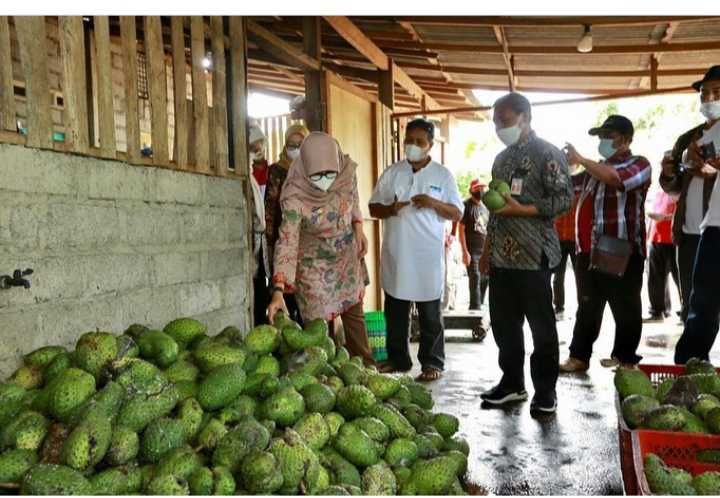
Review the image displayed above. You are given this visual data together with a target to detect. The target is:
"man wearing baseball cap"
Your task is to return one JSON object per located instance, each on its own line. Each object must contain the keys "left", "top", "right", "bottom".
{"left": 560, "top": 115, "right": 652, "bottom": 373}
{"left": 668, "top": 65, "right": 720, "bottom": 363}
{"left": 458, "top": 179, "right": 490, "bottom": 311}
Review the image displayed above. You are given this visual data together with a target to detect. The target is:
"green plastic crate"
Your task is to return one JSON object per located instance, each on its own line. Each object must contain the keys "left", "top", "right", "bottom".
{"left": 364, "top": 311, "right": 387, "bottom": 362}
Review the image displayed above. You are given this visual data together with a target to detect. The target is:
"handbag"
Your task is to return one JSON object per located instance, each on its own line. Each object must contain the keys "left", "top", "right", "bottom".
{"left": 589, "top": 235, "right": 634, "bottom": 278}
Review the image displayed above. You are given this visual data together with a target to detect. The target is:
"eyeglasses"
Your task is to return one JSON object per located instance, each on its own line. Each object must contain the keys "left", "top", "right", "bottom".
{"left": 309, "top": 171, "right": 338, "bottom": 182}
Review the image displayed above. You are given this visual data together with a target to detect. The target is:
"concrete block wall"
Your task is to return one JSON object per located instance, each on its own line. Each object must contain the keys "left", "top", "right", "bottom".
{"left": 0, "top": 144, "right": 251, "bottom": 377}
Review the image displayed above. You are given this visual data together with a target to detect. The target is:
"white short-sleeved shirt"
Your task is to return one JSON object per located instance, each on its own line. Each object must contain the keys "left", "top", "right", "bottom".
{"left": 370, "top": 159, "right": 464, "bottom": 302}
{"left": 700, "top": 123, "right": 720, "bottom": 231}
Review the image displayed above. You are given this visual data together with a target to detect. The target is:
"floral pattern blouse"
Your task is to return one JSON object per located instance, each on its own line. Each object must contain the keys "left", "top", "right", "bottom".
{"left": 272, "top": 177, "right": 367, "bottom": 321}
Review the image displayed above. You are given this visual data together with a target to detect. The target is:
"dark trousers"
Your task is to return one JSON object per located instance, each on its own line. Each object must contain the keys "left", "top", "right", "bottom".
{"left": 284, "top": 293, "right": 304, "bottom": 328}
{"left": 253, "top": 248, "right": 269, "bottom": 326}
{"left": 384, "top": 292, "right": 445, "bottom": 371}
{"left": 552, "top": 240, "right": 577, "bottom": 313}
{"left": 569, "top": 252, "right": 644, "bottom": 364}
{"left": 674, "top": 227, "right": 720, "bottom": 364}
{"left": 489, "top": 265, "right": 558, "bottom": 396}
{"left": 678, "top": 234, "right": 701, "bottom": 323}
{"left": 467, "top": 253, "right": 489, "bottom": 310}
{"left": 647, "top": 242, "right": 680, "bottom": 316}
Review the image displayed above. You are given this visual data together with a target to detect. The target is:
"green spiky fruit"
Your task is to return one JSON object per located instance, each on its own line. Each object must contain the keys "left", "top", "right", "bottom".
{"left": 333, "top": 422, "right": 380, "bottom": 467}
{"left": 21, "top": 464, "right": 93, "bottom": 495}
{"left": 46, "top": 367, "right": 96, "bottom": 422}
{"left": 385, "top": 438, "right": 419, "bottom": 467}
{"left": 9, "top": 365, "right": 43, "bottom": 390}
{"left": 0, "top": 448, "right": 38, "bottom": 483}
{"left": 2, "top": 410, "right": 49, "bottom": 450}
{"left": 367, "top": 374, "right": 401, "bottom": 400}
{"left": 432, "top": 413, "right": 460, "bottom": 438}
{"left": 74, "top": 332, "right": 119, "bottom": 379}
{"left": 193, "top": 344, "right": 247, "bottom": 373}
{"left": 262, "top": 387, "right": 305, "bottom": 426}
{"left": 140, "top": 417, "right": 188, "bottom": 463}
{"left": 163, "top": 318, "right": 207, "bottom": 350}
{"left": 156, "top": 446, "right": 203, "bottom": 479}
{"left": 301, "top": 382, "right": 337, "bottom": 414}
{"left": 24, "top": 346, "right": 66, "bottom": 369}
{"left": 197, "top": 363, "right": 246, "bottom": 411}
{"left": 294, "top": 413, "right": 330, "bottom": 450}
{"left": 240, "top": 450, "right": 284, "bottom": 494}
{"left": 60, "top": 414, "right": 113, "bottom": 470}
{"left": 146, "top": 474, "right": 190, "bottom": 495}
{"left": 106, "top": 426, "right": 139, "bottom": 465}
{"left": 137, "top": 330, "right": 180, "bottom": 368}
{"left": 245, "top": 325, "right": 281, "bottom": 355}
{"left": 362, "top": 463, "right": 398, "bottom": 495}
{"left": 371, "top": 403, "right": 417, "bottom": 439}
{"left": 336, "top": 385, "right": 377, "bottom": 419}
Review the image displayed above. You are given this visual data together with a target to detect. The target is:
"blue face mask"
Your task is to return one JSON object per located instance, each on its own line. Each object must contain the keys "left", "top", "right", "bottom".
{"left": 598, "top": 138, "right": 617, "bottom": 160}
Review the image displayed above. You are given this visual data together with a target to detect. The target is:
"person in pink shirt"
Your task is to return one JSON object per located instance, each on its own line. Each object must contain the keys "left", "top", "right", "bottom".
{"left": 645, "top": 189, "right": 680, "bottom": 321}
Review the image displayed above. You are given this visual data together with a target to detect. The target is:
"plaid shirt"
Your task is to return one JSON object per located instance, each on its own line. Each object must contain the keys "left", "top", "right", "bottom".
{"left": 576, "top": 151, "right": 652, "bottom": 256}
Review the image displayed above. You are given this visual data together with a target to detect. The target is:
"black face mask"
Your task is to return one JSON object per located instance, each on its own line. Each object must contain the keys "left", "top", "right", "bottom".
{"left": 471, "top": 191, "right": 483, "bottom": 200}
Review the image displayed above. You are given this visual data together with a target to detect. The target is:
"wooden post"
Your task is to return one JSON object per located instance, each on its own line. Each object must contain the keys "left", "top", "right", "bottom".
{"left": 303, "top": 17, "right": 325, "bottom": 131}
{"left": 0, "top": 17, "right": 16, "bottom": 132}
{"left": 229, "top": 16, "right": 248, "bottom": 178}
{"left": 145, "top": 16, "right": 169, "bottom": 165}
{"left": 190, "top": 16, "right": 210, "bottom": 171}
{"left": 94, "top": 16, "right": 116, "bottom": 158}
{"left": 651, "top": 55, "right": 659, "bottom": 91}
{"left": 170, "top": 16, "right": 188, "bottom": 169}
{"left": 378, "top": 58, "right": 396, "bottom": 110}
{"left": 120, "top": 16, "right": 141, "bottom": 164}
{"left": 16, "top": 16, "right": 53, "bottom": 149}
{"left": 211, "top": 16, "right": 229, "bottom": 175}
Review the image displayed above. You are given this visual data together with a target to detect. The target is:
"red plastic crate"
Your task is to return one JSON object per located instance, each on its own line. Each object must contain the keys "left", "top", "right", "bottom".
{"left": 632, "top": 430, "right": 720, "bottom": 495}
{"left": 616, "top": 363, "right": 720, "bottom": 495}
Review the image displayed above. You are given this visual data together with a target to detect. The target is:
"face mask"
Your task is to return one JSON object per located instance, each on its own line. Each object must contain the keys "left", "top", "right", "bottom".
{"left": 311, "top": 176, "right": 335, "bottom": 192}
{"left": 700, "top": 100, "right": 720, "bottom": 121}
{"left": 598, "top": 138, "right": 617, "bottom": 159}
{"left": 405, "top": 144, "right": 427, "bottom": 162}
{"left": 496, "top": 118, "right": 524, "bottom": 147}
{"left": 286, "top": 147, "right": 300, "bottom": 160}
{"left": 250, "top": 150, "right": 264, "bottom": 162}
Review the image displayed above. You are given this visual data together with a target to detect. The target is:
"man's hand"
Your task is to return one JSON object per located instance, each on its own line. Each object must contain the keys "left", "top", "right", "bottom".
{"left": 462, "top": 250, "right": 471, "bottom": 267}
{"left": 661, "top": 153, "right": 676, "bottom": 176}
{"left": 267, "top": 291, "right": 287, "bottom": 324}
{"left": 495, "top": 193, "right": 534, "bottom": 217}
{"left": 564, "top": 143, "right": 585, "bottom": 166}
{"left": 354, "top": 224, "right": 368, "bottom": 258}
{"left": 391, "top": 195, "right": 410, "bottom": 215}
{"left": 411, "top": 194, "right": 437, "bottom": 210}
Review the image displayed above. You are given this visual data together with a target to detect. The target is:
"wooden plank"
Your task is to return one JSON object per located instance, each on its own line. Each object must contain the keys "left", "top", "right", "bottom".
{"left": 0, "top": 17, "right": 16, "bottom": 131}
{"left": 493, "top": 26, "right": 516, "bottom": 91}
{"left": 326, "top": 71, "right": 378, "bottom": 103}
{"left": 170, "top": 16, "right": 188, "bottom": 169}
{"left": 15, "top": 16, "right": 53, "bottom": 149}
{"left": 211, "top": 16, "right": 229, "bottom": 175}
{"left": 322, "top": 62, "right": 378, "bottom": 83}
{"left": 190, "top": 16, "right": 210, "bottom": 171}
{"left": 120, "top": 16, "right": 141, "bottom": 163}
{"left": 59, "top": 16, "right": 90, "bottom": 153}
{"left": 303, "top": 17, "right": 325, "bottom": 132}
{"left": 392, "top": 64, "right": 440, "bottom": 110}
{"left": 247, "top": 20, "right": 320, "bottom": 71}
{"left": 651, "top": 56, "right": 659, "bottom": 91}
{"left": 229, "top": 16, "right": 248, "bottom": 177}
{"left": 145, "top": 16, "right": 169, "bottom": 165}
{"left": 323, "top": 16, "right": 389, "bottom": 71}
{"left": 93, "top": 16, "right": 116, "bottom": 158}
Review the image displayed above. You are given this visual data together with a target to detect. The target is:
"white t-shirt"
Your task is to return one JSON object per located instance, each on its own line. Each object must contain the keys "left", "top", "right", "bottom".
{"left": 369, "top": 159, "right": 464, "bottom": 302}
{"left": 700, "top": 124, "right": 720, "bottom": 231}
{"left": 684, "top": 176, "right": 705, "bottom": 235}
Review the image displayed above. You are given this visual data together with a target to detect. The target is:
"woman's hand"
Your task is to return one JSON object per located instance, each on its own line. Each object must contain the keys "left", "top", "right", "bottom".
{"left": 267, "top": 290, "right": 287, "bottom": 324}
{"left": 354, "top": 223, "right": 368, "bottom": 259}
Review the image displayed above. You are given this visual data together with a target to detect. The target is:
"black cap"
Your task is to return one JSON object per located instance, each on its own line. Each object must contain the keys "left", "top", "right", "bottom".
{"left": 692, "top": 65, "right": 720, "bottom": 92}
{"left": 588, "top": 114, "right": 634, "bottom": 139}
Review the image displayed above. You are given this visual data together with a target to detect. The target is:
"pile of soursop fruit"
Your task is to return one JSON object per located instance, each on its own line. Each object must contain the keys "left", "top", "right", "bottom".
{"left": 0, "top": 312, "right": 470, "bottom": 495}
{"left": 616, "top": 358, "right": 720, "bottom": 435}
{"left": 643, "top": 453, "right": 720, "bottom": 495}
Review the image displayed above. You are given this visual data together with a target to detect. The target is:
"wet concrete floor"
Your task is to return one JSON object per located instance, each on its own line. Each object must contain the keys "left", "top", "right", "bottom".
{"left": 403, "top": 273, "right": 720, "bottom": 495}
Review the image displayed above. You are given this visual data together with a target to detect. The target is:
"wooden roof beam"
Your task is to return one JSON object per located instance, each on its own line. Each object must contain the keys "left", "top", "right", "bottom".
{"left": 322, "top": 16, "right": 440, "bottom": 109}
{"left": 493, "top": 25, "right": 516, "bottom": 91}
{"left": 322, "top": 62, "right": 379, "bottom": 83}
{"left": 353, "top": 16, "right": 718, "bottom": 27}
{"left": 370, "top": 39, "right": 720, "bottom": 55}
{"left": 246, "top": 20, "right": 321, "bottom": 71}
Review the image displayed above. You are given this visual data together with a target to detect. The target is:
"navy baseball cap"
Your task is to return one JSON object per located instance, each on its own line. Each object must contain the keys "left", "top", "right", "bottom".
{"left": 588, "top": 115, "right": 634, "bottom": 139}
{"left": 692, "top": 65, "right": 720, "bottom": 92}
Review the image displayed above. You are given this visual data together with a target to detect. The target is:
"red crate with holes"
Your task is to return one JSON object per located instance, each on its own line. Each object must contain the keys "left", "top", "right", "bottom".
{"left": 632, "top": 429, "right": 720, "bottom": 495}
{"left": 616, "top": 364, "right": 720, "bottom": 495}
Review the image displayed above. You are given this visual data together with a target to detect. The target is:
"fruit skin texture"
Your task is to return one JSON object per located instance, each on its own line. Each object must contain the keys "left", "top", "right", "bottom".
{"left": 21, "top": 464, "right": 93, "bottom": 495}
{"left": 0, "top": 448, "right": 38, "bottom": 483}
{"left": 384, "top": 438, "right": 419, "bottom": 467}
{"left": 301, "top": 383, "right": 337, "bottom": 414}
{"left": 482, "top": 189, "right": 506, "bottom": 212}
{"left": 693, "top": 471, "right": 720, "bottom": 495}
{"left": 262, "top": 387, "right": 306, "bottom": 427}
{"left": 60, "top": 413, "right": 113, "bottom": 470}
{"left": 240, "top": 450, "right": 284, "bottom": 494}
{"left": 138, "top": 330, "right": 180, "bottom": 368}
{"left": 362, "top": 463, "right": 398, "bottom": 495}
{"left": 432, "top": 413, "right": 460, "bottom": 438}
{"left": 406, "top": 455, "right": 460, "bottom": 495}
{"left": 336, "top": 385, "right": 377, "bottom": 419}
{"left": 642, "top": 405, "right": 687, "bottom": 431}
{"left": 1, "top": 410, "right": 49, "bottom": 451}
{"left": 621, "top": 394, "right": 660, "bottom": 429}
{"left": 367, "top": 374, "right": 401, "bottom": 400}
{"left": 140, "top": 417, "right": 188, "bottom": 463}
{"left": 245, "top": 325, "right": 281, "bottom": 355}
{"left": 74, "top": 332, "right": 119, "bottom": 379}
{"left": 24, "top": 346, "right": 67, "bottom": 369}
{"left": 106, "top": 425, "right": 140, "bottom": 465}
{"left": 146, "top": 474, "right": 190, "bottom": 495}
{"left": 197, "top": 362, "right": 246, "bottom": 411}
{"left": 614, "top": 368, "right": 655, "bottom": 399}
{"left": 47, "top": 367, "right": 97, "bottom": 422}
{"left": 193, "top": 344, "right": 247, "bottom": 373}
{"left": 333, "top": 422, "right": 380, "bottom": 467}
{"left": 371, "top": 403, "right": 417, "bottom": 439}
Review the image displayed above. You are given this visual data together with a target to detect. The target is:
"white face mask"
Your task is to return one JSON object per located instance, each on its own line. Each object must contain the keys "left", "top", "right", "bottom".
{"left": 286, "top": 147, "right": 300, "bottom": 160}
{"left": 700, "top": 100, "right": 720, "bottom": 121}
{"left": 250, "top": 150, "right": 264, "bottom": 163}
{"left": 496, "top": 118, "right": 524, "bottom": 147}
{"left": 405, "top": 144, "right": 427, "bottom": 163}
{"left": 311, "top": 176, "right": 335, "bottom": 192}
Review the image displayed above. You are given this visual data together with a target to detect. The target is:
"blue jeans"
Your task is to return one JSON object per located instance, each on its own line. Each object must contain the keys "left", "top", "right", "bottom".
{"left": 675, "top": 227, "right": 720, "bottom": 364}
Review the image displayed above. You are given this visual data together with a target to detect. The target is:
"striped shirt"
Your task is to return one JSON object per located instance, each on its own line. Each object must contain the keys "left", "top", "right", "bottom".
{"left": 576, "top": 151, "right": 652, "bottom": 257}
{"left": 488, "top": 131, "right": 573, "bottom": 270}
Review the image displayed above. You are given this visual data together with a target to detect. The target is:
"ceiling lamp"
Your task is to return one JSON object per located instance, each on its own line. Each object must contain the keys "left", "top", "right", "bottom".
{"left": 577, "top": 24, "right": 593, "bottom": 53}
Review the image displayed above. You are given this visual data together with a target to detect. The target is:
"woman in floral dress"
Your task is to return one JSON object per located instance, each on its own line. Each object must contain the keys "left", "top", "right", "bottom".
{"left": 267, "top": 132, "right": 374, "bottom": 364}
{"left": 265, "top": 123, "right": 310, "bottom": 325}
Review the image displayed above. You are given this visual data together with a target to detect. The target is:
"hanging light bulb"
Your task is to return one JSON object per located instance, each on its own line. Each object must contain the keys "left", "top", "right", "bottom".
{"left": 201, "top": 53, "right": 212, "bottom": 70}
{"left": 577, "top": 24, "right": 593, "bottom": 53}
